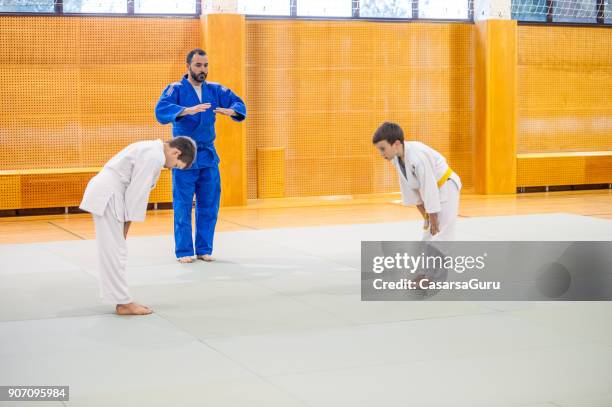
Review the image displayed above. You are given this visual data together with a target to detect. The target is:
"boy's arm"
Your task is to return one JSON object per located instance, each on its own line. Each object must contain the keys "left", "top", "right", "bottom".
{"left": 428, "top": 213, "right": 439, "bottom": 236}
{"left": 124, "top": 156, "right": 160, "bottom": 223}
{"left": 416, "top": 203, "right": 434, "bottom": 232}
{"left": 416, "top": 203, "right": 427, "bottom": 218}
{"left": 123, "top": 221, "right": 131, "bottom": 239}
{"left": 414, "top": 155, "right": 442, "bottom": 235}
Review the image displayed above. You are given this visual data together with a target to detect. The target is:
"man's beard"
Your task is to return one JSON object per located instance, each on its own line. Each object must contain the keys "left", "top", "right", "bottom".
{"left": 189, "top": 68, "right": 206, "bottom": 83}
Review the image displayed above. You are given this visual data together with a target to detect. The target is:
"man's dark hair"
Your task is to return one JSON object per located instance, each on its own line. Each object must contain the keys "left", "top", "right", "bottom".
{"left": 372, "top": 122, "right": 404, "bottom": 145}
{"left": 186, "top": 48, "right": 207, "bottom": 65}
{"left": 169, "top": 136, "right": 196, "bottom": 168}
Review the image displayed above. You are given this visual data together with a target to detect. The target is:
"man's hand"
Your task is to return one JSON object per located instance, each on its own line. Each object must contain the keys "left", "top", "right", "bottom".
{"left": 123, "top": 221, "right": 131, "bottom": 239}
{"left": 179, "top": 103, "right": 211, "bottom": 116}
{"left": 428, "top": 213, "right": 439, "bottom": 236}
{"left": 213, "top": 107, "right": 236, "bottom": 117}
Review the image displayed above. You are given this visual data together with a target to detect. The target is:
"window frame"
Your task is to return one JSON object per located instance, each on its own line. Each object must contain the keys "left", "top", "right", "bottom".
{"left": 513, "top": 0, "right": 612, "bottom": 26}
{"left": 1, "top": 1, "right": 609, "bottom": 26}
{"left": 0, "top": 0, "right": 201, "bottom": 18}
{"left": 0, "top": 0, "right": 474, "bottom": 22}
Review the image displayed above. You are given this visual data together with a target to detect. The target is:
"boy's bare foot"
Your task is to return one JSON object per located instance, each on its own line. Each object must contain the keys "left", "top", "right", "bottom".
{"left": 116, "top": 302, "right": 153, "bottom": 315}
{"left": 197, "top": 254, "right": 214, "bottom": 262}
{"left": 412, "top": 275, "right": 430, "bottom": 289}
{"left": 177, "top": 256, "right": 194, "bottom": 263}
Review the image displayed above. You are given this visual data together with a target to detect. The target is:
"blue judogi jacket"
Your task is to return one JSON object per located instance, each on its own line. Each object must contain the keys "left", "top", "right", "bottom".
{"left": 155, "top": 75, "right": 246, "bottom": 168}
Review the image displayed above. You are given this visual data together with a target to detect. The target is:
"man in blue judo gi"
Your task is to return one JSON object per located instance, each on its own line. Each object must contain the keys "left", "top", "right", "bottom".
{"left": 155, "top": 48, "right": 246, "bottom": 263}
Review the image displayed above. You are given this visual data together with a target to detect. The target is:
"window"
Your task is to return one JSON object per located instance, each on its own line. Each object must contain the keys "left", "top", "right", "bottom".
{"left": 237, "top": 0, "right": 290, "bottom": 16}
{"left": 63, "top": 0, "right": 127, "bottom": 13}
{"left": 0, "top": 0, "right": 54, "bottom": 13}
{"left": 511, "top": 0, "right": 548, "bottom": 22}
{"left": 1, "top": 0, "right": 476, "bottom": 20}
{"left": 512, "top": 0, "right": 610, "bottom": 23}
{"left": 419, "top": 0, "right": 469, "bottom": 19}
{"left": 553, "top": 0, "right": 597, "bottom": 23}
{"left": 134, "top": 0, "right": 196, "bottom": 14}
{"left": 296, "top": 0, "right": 352, "bottom": 17}
{"left": 359, "top": 0, "right": 412, "bottom": 18}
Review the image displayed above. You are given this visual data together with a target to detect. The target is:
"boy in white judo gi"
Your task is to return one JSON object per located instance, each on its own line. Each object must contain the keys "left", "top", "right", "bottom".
{"left": 80, "top": 137, "right": 196, "bottom": 315}
{"left": 373, "top": 122, "right": 461, "bottom": 241}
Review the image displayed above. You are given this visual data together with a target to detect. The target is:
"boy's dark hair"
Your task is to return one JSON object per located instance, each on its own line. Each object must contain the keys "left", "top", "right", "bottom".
{"left": 186, "top": 48, "right": 206, "bottom": 65}
{"left": 169, "top": 136, "right": 196, "bottom": 168}
{"left": 372, "top": 122, "right": 404, "bottom": 145}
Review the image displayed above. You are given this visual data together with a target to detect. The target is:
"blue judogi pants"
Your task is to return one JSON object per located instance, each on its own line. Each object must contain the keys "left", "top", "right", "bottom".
{"left": 172, "top": 166, "right": 221, "bottom": 258}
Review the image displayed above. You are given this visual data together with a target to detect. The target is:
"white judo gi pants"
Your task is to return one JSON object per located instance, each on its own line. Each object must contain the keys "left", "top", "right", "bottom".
{"left": 92, "top": 202, "right": 132, "bottom": 304}
{"left": 422, "top": 179, "right": 460, "bottom": 242}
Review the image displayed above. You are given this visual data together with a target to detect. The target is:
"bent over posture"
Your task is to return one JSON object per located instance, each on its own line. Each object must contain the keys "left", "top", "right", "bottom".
{"left": 80, "top": 137, "right": 195, "bottom": 315}
{"left": 373, "top": 122, "right": 461, "bottom": 241}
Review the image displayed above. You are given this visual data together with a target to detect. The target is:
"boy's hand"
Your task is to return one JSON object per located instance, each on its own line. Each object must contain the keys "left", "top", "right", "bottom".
{"left": 124, "top": 221, "right": 131, "bottom": 239}
{"left": 429, "top": 213, "right": 439, "bottom": 236}
{"left": 423, "top": 214, "right": 430, "bottom": 230}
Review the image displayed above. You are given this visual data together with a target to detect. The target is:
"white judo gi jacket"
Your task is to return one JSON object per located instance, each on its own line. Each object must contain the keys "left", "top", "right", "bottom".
{"left": 80, "top": 140, "right": 165, "bottom": 223}
{"left": 79, "top": 140, "right": 165, "bottom": 304}
{"left": 392, "top": 141, "right": 461, "bottom": 240}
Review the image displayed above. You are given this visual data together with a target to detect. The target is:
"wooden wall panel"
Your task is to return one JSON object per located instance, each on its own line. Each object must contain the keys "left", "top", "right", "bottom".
{"left": 257, "top": 148, "right": 285, "bottom": 198}
{"left": 4, "top": 16, "right": 610, "bottom": 209}
{"left": 0, "top": 175, "right": 21, "bottom": 210}
{"left": 245, "top": 20, "right": 475, "bottom": 198}
{"left": 518, "top": 26, "right": 612, "bottom": 154}
{"left": 474, "top": 19, "right": 517, "bottom": 194}
{"left": 0, "top": 16, "right": 200, "bottom": 208}
{"left": 517, "top": 154, "right": 612, "bottom": 187}
{"left": 202, "top": 14, "right": 248, "bottom": 206}
{"left": 0, "top": 168, "right": 173, "bottom": 209}
{"left": 20, "top": 173, "right": 95, "bottom": 209}
{"left": 516, "top": 25, "right": 612, "bottom": 188}
{"left": 149, "top": 170, "right": 173, "bottom": 203}
{"left": 0, "top": 16, "right": 200, "bottom": 174}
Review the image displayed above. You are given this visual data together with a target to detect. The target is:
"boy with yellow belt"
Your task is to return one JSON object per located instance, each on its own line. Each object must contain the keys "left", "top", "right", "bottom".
{"left": 373, "top": 122, "right": 461, "bottom": 241}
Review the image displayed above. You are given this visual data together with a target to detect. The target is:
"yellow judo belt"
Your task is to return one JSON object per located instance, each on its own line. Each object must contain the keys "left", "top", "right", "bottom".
{"left": 423, "top": 167, "right": 454, "bottom": 229}
{"left": 437, "top": 167, "right": 453, "bottom": 188}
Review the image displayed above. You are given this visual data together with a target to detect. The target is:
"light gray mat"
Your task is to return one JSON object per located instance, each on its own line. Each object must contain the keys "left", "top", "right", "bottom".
{"left": 1, "top": 213, "right": 611, "bottom": 406}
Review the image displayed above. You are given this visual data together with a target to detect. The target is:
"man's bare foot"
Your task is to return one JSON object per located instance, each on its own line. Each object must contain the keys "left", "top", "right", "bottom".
{"left": 197, "top": 254, "right": 214, "bottom": 262}
{"left": 177, "top": 256, "right": 194, "bottom": 263}
{"left": 116, "top": 302, "right": 153, "bottom": 315}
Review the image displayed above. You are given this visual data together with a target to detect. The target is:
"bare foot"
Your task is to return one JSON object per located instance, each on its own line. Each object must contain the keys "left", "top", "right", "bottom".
{"left": 412, "top": 275, "right": 430, "bottom": 289}
{"left": 116, "top": 302, "right": 153, "bottom": 315}
{"left": 197, "top": 254, "right": 214, "bottom": 262}
{"left": 177, "top": 256, "right": 194, "bottom": 263}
